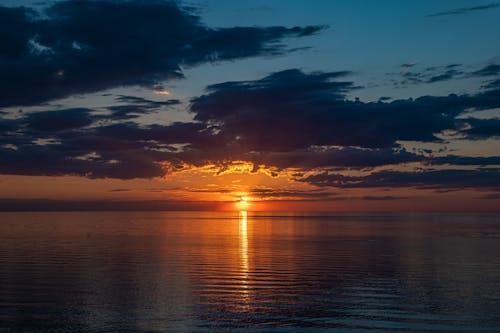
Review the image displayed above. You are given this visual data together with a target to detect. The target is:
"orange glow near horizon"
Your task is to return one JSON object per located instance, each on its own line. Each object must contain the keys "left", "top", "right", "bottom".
{"left": 0, "top": 171, "right": 498, "bottom": 212}
{"left": 236, "top": 196, "right": 251, "bottom": 211}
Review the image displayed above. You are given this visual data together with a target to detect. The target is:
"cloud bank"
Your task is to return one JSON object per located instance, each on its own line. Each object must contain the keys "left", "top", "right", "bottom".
{"left": 1, "top": 68, "right": 500, "bottom": 191}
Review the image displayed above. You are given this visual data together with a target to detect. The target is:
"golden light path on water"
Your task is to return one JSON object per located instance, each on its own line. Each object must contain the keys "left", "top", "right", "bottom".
{"left": 238, "top": 210, "right": 250, "bottom": 308}
{"left": 2, "top": 212, "right": 500, "bottom": 331}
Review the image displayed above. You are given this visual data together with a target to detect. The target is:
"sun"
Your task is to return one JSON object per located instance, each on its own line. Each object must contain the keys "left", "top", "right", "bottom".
{"left": 236, "top": 196, "right": 251, "bottom": 210}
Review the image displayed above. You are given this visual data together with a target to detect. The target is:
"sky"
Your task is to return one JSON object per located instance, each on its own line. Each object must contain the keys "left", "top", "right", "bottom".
{"left": 0, "top": 0, "right": 499, "bottom": 211}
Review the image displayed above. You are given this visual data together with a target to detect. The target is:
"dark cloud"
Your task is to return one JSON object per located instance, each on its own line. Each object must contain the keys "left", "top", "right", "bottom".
{"left": 247, "top": 147, "right": 423, "bottom": 170}
{"left": 0, "top": 113, "right": 210, "bottom": 179}
{"left": 427, "top": 69, "right": 464, "bottom": 83}
{"left": 25, "top": 108, "right": 94, "bottom": 131}
{"left": 0, "top": 198, "right": 225, "bottom": 211}
{"left": 401, "top": 63, "right": 417, "bottom": 69}
{"left": 459, "top": 118, "right": 500, "bottom": 139}
{"left": 259, "top": 150, "right": 500, "bottom": 170}
{"left": 247, "top": 190, "right": 410, "bottom": 202}
{"left": 0, "top": 6, "right": 37, "bottom": 58}
{"left": 301, "top": 169, "right": 500, "bottom": 190}
{"left": 94, "top": 121, "right": 208, "bottom": 144}
{"left": 478, "top": 193, "right": 500, "bottom": 199}
{"left": 429, "top": 155, "right": 500, "bottom": 166}
{"left": 483, "top": 78, "right": 500, "bottom": 90}
{"left": 106, "top": 95, "right": 180, "bottom": 119}
{"left": 427, "top": 2, "right": 500, "bottom": 17}
{"left": 1, "top": 69, "right": 500, "bottom": 189}
{"left": 0, "top": 144, "right": 166, "bottom": 179}
{"left": 470, "top": 63, "right": 500, "bottom": 90}
{"left": 249, "top": 188, "right": 335, "bottom": 200}
{"left": 191, "top": 69, "right": 500, "bottom": 150}
{"left": 114, "top": 95, "right": 179, "bottom": 107}
{"left": 108, "top": 188, "right": 132, "bottom": 192}
{"left": 472, "top": 64, "right": 500, "bottom": 77}
{"left": 186, "top": 187, "right": 337, "bottom": 201}
{"left": 0, "top": 0, "right": 323, "bottom": 107}
{"left": 391, "top": 63, "right": 465, "bottom": 86}
{"left": 390, "top": 62, "right": 500, "bottom": 87}
{"left": 334, "top": 195, "right": 410, "bottom": 201}
{"left": 0, "top": 118, "right": 19, "bottom": 134}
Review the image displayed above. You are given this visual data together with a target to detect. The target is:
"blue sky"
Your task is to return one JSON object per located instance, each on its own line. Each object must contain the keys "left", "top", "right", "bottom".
{"left": 180, "top": 0, "right": 500, "bottom": 100}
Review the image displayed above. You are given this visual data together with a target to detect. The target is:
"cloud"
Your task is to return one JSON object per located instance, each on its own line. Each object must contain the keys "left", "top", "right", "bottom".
{"left": 0, "top": 0, "right": 324, "bottom": 107}
{"left": 186, "top": 187, "right": 337, "bottom": 201}
{"left": 427, "top": 2, "right": 500, "bottom": 17}
{"left": 472, "top": 64, "right": 500, "bottom": 77}
{"left": 390, "top": 62, "right": 500, "bottom": 88}
{"left": 484, "top": 78, "right": 500, "bottom": 90}
{"left": 247, "top": 189, "right": 409, "bottom": 202}
{"left": 429, "top": 155, "right": 500, "bottom": 166}
{"left": 0, "top": 144, "right": 167, "bottom": 179}
{"left": 249, "top": 188, "right": 335, "bottom": 200}
{"left": 93, "top": 121, "right": 209, "bottom": 145}
{"left": 190, "top": 69, "right": 500, "bottom": 151}
{"left": 301, "top": 169, "right": 500, "bottom": 190}
{"left": 390, "top": 63, "right": 465, "bottom": 86}
{"left": 246, "top": 147, "right": 423, "bottom": 170}
{"left": 113, "top": 95, "right": 179, "bottom": 107}
{"left": 0, "top": 6, "right": 37, "bottom": 58}
{"left": 0, "top": 198, "right": 226, "bottom": 211}
{"left": 459, "top": 118, "right": 500, "bottom": 139}
{"left": 470, "top": 63, "right": 500, "bottom": 89}
{"left": 106, "top": 95, "right": 180, "bottom": 120}
{"left": 334, "top": 195, "right": 409, "bottom": 201}
{"left": 25, "top": 108, "right": 94, "bottom": 131}
{"left": 1, "top": 69, "right": 500, "bottom": 190}
{"left": 427, "top": 68, "right": 465, "bottom": 83}
{"left": 0, "top": 118, "right": 20, "bottom": 136}
{"left": 478, "top": 193, "right": 500, "bottom": 199}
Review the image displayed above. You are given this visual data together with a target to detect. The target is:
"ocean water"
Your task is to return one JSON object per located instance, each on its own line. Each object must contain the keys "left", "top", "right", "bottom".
{"left": 1, "top": 211, "right": 500, "bottom": 332}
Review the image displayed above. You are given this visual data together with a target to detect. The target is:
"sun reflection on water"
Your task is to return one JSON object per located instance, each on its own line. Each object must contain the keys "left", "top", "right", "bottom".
{"left": 238, "top": 210, "right": 250, "bottom": 306}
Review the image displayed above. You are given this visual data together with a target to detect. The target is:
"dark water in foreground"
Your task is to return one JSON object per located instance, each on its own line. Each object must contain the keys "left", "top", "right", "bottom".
{"left": 1, "top": 212, "right": 500, "bottom": 332}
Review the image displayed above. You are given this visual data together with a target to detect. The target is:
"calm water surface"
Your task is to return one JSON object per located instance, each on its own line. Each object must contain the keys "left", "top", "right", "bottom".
{"left": 1, "top": 211, "right": 500, "bottom": 332}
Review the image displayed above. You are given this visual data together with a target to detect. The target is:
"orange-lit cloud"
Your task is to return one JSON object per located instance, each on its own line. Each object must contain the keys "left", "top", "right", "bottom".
{"left": 153, "top": 89, "right": 171, "bottom": 95}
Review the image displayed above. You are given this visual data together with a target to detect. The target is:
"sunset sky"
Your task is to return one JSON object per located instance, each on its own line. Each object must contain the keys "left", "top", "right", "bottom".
{"left": 1, "top": 0, "right": 499, "bottom": 211}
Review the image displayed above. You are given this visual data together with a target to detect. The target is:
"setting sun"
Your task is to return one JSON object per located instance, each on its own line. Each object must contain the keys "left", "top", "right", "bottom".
{"left": 236, "top": 196, "right": 251, "bottom": 210}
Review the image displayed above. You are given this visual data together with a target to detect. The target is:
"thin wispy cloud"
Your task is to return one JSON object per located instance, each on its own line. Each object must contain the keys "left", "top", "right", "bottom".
{"left": 427, "top": 2, "right": 500, "bottom": 17}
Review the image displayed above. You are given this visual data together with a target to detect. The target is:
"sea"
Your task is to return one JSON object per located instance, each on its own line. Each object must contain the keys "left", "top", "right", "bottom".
{"left": 1, "top": 211, "right": 500, "bottom": 332}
